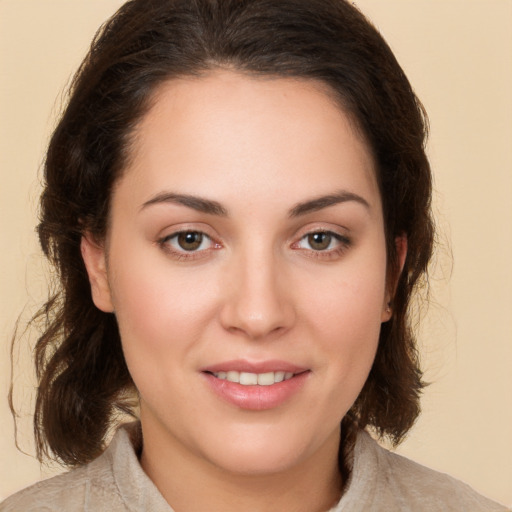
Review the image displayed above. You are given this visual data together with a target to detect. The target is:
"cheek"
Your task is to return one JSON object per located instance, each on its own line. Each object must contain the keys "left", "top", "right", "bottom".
{"left": 312, "top": 288, "right": 382, "bottom": 377}
{"left": 108, "top": 247, "right": 221, "bottom": 371}
{"left": 306, "top": 255, "right": 387, "bottom": 338}
{"left": 301, "top": 251, "right": 387, "bottom": 388}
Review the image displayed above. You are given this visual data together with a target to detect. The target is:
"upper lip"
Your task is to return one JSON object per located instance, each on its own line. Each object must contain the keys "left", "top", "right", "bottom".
{"left": 201, "top": 359, "right": 308, "bottom": 374}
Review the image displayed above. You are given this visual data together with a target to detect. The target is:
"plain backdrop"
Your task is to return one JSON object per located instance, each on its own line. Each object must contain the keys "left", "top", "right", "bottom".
{"left": 1, "top": 0, "right": 511, "bottom": 506}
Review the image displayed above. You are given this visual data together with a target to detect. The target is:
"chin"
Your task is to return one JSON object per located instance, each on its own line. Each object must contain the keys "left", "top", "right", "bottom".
{"left": 199, "top": 422, "right": 338, "bottom": 477}
{"left": 209, "top": 447, "right": 306, "bottom": 476}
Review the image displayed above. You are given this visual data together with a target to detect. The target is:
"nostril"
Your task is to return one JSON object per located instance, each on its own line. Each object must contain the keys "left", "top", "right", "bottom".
{"left": 218, "top": 265, "right": 296, "bottom": 339}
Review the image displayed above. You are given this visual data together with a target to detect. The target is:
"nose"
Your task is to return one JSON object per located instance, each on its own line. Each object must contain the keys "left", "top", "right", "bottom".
{"left": 219, "top": 249, "right": 296, "bottom": 340}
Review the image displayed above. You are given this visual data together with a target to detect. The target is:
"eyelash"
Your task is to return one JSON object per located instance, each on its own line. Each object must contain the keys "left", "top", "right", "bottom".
{"left": 292, "top": 230, "right": 352, "bottom": 260}
{"left": 157, "top": 229, "right": 351, "bottom": 261}
{"left": 157, "top": 231, "right": 221, "bottom": 261}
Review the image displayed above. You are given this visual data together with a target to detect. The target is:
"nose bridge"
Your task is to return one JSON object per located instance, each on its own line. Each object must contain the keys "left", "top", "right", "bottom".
{"left": 220, "top": 239, "right": 294, "bottom": 339}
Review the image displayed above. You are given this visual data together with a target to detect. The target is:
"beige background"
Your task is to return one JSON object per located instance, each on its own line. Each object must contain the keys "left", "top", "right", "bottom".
{"left": 1, "top": 0, "right": 511, "bottom": 506}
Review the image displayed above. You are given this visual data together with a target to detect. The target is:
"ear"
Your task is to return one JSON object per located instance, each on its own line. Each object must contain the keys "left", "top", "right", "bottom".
{"left": 81, "top": 232, "right": 114, "bottom": 313}
{"left": 381, "top": 234, "right": 408, "bottom": 322}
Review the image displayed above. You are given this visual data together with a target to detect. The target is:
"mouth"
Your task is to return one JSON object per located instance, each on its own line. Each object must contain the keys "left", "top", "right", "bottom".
{"left": 201, "top": 361, "right": 310, "bottom": 410}
{"left": 206, "top": 370, "right": 298, "bottom": 386}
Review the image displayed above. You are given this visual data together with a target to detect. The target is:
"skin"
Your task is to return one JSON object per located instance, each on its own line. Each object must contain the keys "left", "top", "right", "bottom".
{"left": 81, "top": 70, "right": 401, "bottom": 512}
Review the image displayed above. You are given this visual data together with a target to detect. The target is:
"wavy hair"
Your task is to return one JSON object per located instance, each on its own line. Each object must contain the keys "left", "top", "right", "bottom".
{"left": 17, "top": 0, "right": 433, "bottom": 471}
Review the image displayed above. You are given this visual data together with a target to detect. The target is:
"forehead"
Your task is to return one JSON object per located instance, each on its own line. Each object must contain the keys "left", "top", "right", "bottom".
{"left": 118, "top": 70, "right": 380, "bottom": 212}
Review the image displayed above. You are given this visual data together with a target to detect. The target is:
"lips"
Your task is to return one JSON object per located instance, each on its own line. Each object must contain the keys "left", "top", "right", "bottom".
{"left": 202, "top": 359, "right": 307, "bottom": 374}
{"left": 201, "top": 360, "right": 310, "bottom": 410}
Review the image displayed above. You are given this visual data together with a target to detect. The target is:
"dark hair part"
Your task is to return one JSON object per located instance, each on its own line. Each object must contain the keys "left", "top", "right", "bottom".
{"left": 28, "top": 0, "right": 433, "bottom": 469}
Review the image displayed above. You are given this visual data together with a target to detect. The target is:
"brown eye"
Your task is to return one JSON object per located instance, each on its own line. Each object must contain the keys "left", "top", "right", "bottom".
{"left": 307, "top": 232, "right": 332, "bottom": 251}
{"left": 159, "top": 230, "right": 218, "bottom": 259}
{"left": 177, "top": 231, "right": 204, "bottom": 251}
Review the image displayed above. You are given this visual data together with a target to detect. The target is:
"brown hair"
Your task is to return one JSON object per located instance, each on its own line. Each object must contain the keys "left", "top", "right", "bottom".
{"left": 21, "top": 0, "right": 433, "bottom": 470}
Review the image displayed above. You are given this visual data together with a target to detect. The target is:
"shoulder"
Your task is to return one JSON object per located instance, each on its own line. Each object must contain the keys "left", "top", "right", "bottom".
{"left": 0, "top": 448, "right": 127, "bottom": 512}
{"left": 336, "top": 430, "right": 510, "bottom": 512}
{"left": 379, "top": 445, "right": 507, "bottom": 511}
{"left": 1, "top": 422, "right": 171, "bottom": 512}
{"left": 0, "top": 424, "right": 138, "bottom": 512}
{"left": 0, "top": 463, "right": 107, "bottom": 511}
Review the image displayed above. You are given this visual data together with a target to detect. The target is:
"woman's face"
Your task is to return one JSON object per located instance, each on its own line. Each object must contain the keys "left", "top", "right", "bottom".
{"left": 83, "top": 70, "right": 392, "bottom": 475}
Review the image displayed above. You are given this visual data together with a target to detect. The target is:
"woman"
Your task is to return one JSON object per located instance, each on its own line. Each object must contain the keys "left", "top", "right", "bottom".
{"left": 1, "top": 0, "right": 508, "bottom": 510}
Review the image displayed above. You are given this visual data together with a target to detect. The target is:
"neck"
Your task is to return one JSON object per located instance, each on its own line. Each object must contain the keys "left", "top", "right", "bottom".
{"left": 140, "top": 420, "right": 343, "bottom": 512}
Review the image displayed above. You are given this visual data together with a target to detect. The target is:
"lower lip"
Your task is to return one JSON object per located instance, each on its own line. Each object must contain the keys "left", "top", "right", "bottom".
{"left": 203, "top": 372, "right": 310, "bottom": 411}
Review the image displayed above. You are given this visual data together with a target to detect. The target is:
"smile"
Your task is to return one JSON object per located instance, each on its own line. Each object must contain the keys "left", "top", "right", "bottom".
{"left": 210, "top": 371, "right": 295, "bottom": 386}
{"left": 202, "top": 363, "right": 310, "bottom": 410}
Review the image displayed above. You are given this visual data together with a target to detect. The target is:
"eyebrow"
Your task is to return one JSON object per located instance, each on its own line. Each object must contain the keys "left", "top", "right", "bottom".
{"left": 140, "top": 189, "right": 370, "bottom": 217}
{"left": 288, "top": 190, "right": 370, "bottom": 217}
{"left": 141, "top": 192, "right": 228, "bottom": 216}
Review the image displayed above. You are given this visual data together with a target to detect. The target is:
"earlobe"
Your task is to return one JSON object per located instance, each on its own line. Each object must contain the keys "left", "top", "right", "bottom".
{"left": 382, "top": 234, "right": 408, "bottom": 322}
{"left": 80, "top": 233, "right": 114, "bottom": 313}
{"left": 381, "top": 301, "right": 393, "bottom": 322}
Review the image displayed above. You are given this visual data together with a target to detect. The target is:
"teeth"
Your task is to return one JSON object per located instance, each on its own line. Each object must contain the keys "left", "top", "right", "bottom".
{"left": 213, "top": 370, "right": 296, "bottom": 386}
{"left": 226, "top": 371, "right": 239, "bottom": 383}
{"left": 239, "top": 372, "right": 258, "bottom": 385}
{"left": 257, "top": 372, "right": 274, "bottom": 386}
{"left": 274, "top": 371, "right": 285, "bottom": 383}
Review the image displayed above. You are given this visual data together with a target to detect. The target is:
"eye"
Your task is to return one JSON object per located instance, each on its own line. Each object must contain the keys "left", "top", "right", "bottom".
{"left": 303, "top": 232, "right": 333, "bottom": 251}
{"left": 297, "top": 231, "right": 347, "bottom": 251}
{"left": 161, "top": 230, "right": 214, "bottom": 253}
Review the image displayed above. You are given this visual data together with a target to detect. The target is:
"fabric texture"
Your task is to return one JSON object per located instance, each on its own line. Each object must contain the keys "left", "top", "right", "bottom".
{"left": 1, "top": 422, "right": 508, "bottom": 512}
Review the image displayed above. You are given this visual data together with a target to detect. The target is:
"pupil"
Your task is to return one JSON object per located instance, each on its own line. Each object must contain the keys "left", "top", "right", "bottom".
{"left": 178, "top": 232, "right": 202, "bottom": 251}
{"left": 309, "top": 232, "right": 331, "bottom": 250}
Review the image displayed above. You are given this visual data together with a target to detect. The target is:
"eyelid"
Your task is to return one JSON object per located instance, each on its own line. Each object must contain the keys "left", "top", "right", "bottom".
{"left": 156, "top": 222, "right": 219, "bottom": 243}
{"left": 294, "top": 230, "right": 350, "bottom": 248}
{"left": 292, "top": 223, "right": 351, "bottom": 242}
{"left": 290, "top": 225, "right": 352, "bottom": 259}
{"left": 157, "top": 225, "right": 222, "bottom": 260}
